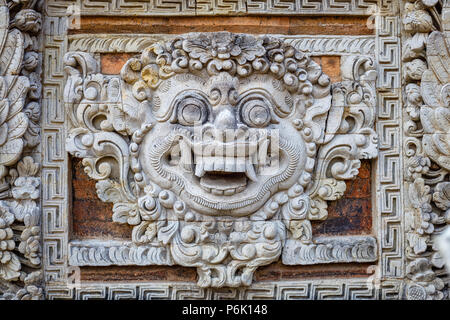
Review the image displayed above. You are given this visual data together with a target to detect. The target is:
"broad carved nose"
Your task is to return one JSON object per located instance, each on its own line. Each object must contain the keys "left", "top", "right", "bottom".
{"left": 214, "top": 106, "right": 236, "bottom": 130}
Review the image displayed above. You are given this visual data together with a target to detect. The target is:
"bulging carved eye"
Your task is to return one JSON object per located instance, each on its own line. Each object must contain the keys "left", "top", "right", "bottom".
{"left": 240, "top": 98, "right": 271, "bottom": 128}
{"left": 177, "top": 97, "right": 208, "bottom": 126}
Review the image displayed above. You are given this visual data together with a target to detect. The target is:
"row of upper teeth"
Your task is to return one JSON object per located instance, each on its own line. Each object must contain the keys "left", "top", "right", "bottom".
{"left": 194, "top": 156, "right": 257, "bottom": 181}
{"left": 190, "top": 138, "right": 269, "bottom": 158}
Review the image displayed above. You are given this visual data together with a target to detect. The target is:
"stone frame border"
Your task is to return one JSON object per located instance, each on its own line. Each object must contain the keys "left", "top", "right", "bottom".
{"left": 40, "top": 0, "right": 431, "bottom": 299}
{"left": 45, "top": 0, "right": 379, "bottom": 17}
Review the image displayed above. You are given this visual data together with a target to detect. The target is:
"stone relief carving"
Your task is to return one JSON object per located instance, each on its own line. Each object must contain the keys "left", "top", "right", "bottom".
{"left": 64, "top": 32, "right": 378, "bottom": 288}
{"left": 67, "top": 34, "right": 376, "bottom": 56}
{"left": 0, "top": 0, "right": 42, "bottom": 300}
{"left": 45, "top": 278, "right": 396, "bottom": 299}
{"left": 402, "top": 0, "right": 450, "bottom": 300}
{"left": 25, "top": 0, "right": 448, "bottom": 300}
{"left": 438, "top": 227, "right": 450, "bottom": 271}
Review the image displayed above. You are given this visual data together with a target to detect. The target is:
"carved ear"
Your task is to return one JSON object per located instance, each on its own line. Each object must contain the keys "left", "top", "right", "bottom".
{"left": 63, "top": 52, "right": 99, "bottom": 78}
{"left": 323, "top": 84, "right": 346, "bottom": 145}
{"left": 306, "top": 56, "right": 378, "bottom": 220}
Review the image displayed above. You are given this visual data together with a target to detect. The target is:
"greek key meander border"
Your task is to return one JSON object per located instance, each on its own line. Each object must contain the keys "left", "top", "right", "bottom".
{"left": 45, "top": 0, "right": 379, "bottom": 16}
{"left": 45, "top": 279, "right": 403, "bottom": 299}
{"left": 42, "top": 1, "right": 404, "bottom": 299}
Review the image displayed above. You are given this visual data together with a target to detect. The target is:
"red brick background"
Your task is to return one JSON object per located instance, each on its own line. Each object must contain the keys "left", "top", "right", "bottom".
{"left": 70, "top": 16, "right": 373, "bottom": 35}
{"left": 71, "top": 158, "right": 133, "bottom": 240}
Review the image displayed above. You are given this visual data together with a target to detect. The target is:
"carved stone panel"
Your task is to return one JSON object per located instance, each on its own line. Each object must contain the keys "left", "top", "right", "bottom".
{"left": 0, "top": 0, "right": 448, "bottom": 300}
{"left": 63, "top": 32, "right": 378, "bottom": 288}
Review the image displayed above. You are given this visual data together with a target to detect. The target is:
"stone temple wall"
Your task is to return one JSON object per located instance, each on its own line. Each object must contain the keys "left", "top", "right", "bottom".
{"left": 0, "top": 0, "right": 449, "bottom": 300}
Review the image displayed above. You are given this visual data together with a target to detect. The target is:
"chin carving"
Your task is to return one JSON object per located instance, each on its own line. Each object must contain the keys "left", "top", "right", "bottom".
{"left": 64, "top": 32, "right": 378, "bottom": 288}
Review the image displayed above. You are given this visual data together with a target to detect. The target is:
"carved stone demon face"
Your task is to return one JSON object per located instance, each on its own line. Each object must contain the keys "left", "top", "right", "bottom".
{"left": 130, "top": 32, "right": 332, "bottom": 219}
{"left": 140, "top": 71, "right": 307, "bottom": 216}
{"left": 65, "top": 32, "right": 380, "bottom": 288}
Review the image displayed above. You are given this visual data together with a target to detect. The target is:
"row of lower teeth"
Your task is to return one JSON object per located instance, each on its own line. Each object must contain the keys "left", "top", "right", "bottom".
{"left": 200, "top": 185, "right": 247, "bottom": 196}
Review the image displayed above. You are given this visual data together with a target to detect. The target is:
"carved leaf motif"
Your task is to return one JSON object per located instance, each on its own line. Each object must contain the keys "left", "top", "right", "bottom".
{"left": 7, "top": 112, "right": 28, "bottom": 141}
{"left": 433, "top": 182, "right": 450, "bottom": 210}
{"left": 112, "top": 202, "right": 140, "bottom": 225}
{"left": 0, "top": 122, "right": 7, "bottom": 145}
{"left": 0, "top": 29, "right": 24, "bottom": 76}
{"left": 132, "top": 221, "right": 156, "bottom": 244}
{"left": 63, "top": 52, "right": 99, "bottom": 78}
{"left": 0, "top": 252, "right": 20, "bottom": 281}
{"left": 95, "top": 179, "right": 129, "bottom": 204}
{"left": 0, "top": 5, "right": 7, "bottom": 54}
{"left": 317, "top": 178, "right": 347, "bottom": 201}
{"left": 289, "top": 220, "right": 312, "bottom": 243}
{"left": 16, "top": 156, "right": 39, "bottom": 177}
{"left": 308, "top": 197, "right": 328, "bottom": 220}
{"left": 19, "top": 213, "right": 41, "bottom": 267}
{"left": 431, "top": 251, "right": 445, "bottom": 269}
{"left": 7, "top": 200, "right": 36, "bottom": 222}
{"left": 0, "top": 201, "right": 20, "bottom": 281}
{"left": 407, "top": 232, "right": 428, "bottom": 255}
{"left": 419, "top": 31, "right": 450, "bottom": 173}
{"left": 0, "top": 98, "right": 9, "bottom": 126}
{"left": 157, "top": 219, "right": 179, "bottom": 245}
{"left": 0, "top": 139, "right": 23, "bottom": 166}
{"left": 6, "top": 76, "right": 30, "bottom": 120}
{"left": 0, "top": 0, "right": 42, "bottom": 298}
{"left": 409, "top": 178, "right": 431, "bottom": 208}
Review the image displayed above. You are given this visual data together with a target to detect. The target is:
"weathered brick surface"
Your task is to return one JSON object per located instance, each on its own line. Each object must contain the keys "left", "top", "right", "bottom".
{"left": 80, "top": 262, "right": 372, "bottom": 282}
{"left": 101, "top": 53, "right": 132, "bottom": 75}
{"left": 71, "top": 158, "right": 133, "bottom": 240}
{"left": 312, "top": 160, "right": 372, "bottom": 236}
{"left": 80, "top": 266, "right": 197, "bottom": 282}
{"left": 70, "top": 16, "right": 373, "bottom": 35}
{"left": 254, "top": 262, "right": 372, "bottom": 281}
{"left": 313, "top": 56, "right": 342, "bottom": 83}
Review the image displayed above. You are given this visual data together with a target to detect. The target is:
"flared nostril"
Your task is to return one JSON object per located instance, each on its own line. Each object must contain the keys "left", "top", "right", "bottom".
{"left": 214, "top": 107, "right": 236, "bottom": 130}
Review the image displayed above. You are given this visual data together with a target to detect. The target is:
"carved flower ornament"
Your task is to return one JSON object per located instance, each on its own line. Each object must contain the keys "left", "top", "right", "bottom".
{"left": 64, "top": 32, "right": 378, "bottom": 287}
{"left": 0, "top": 202, "right": 19, "bottom": 281}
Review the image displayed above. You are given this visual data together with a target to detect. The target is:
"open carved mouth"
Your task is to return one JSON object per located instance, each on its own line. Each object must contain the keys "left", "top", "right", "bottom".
{"left": 195, "top": 156, "right": 257, "bottom": 195}
{"left": 167, "top": 132, "right": 272, "bottom": 196}
{"left": 193, "top": 149, "right": 263, "bottom": 196}
{"left": 146, "top": 128, "right": 299, "bottom": 212}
